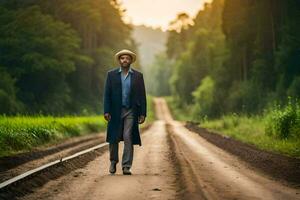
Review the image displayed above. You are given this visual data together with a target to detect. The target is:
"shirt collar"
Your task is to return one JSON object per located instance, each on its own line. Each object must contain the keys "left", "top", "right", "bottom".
{"left": 118, "top": 66, "right": 133, "bottom": 73}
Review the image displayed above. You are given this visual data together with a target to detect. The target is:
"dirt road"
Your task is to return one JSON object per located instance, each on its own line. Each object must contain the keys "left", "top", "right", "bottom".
{"left": 20, "top": 97, "right": 300, "bottom": 200}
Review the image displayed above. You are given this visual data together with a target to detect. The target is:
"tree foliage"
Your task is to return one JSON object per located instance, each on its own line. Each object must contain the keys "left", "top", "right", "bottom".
{"left": 165, "top": 0, "right": 300, "bottom": 118}
{"left": 0, "top": 0, "right": 137, "bottom": 115}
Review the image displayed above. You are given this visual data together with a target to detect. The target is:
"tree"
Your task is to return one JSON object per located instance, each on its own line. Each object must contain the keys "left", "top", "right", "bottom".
{"left": 0, "top": 6, "right": 85, "bottom": 114}
{"left": 0, "top": 0, "right": 139, "bottom": 115}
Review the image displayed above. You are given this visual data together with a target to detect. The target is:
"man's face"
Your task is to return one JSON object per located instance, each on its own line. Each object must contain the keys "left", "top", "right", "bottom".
{"left": 119, "top": 54, "right": 132, "bottom": 68}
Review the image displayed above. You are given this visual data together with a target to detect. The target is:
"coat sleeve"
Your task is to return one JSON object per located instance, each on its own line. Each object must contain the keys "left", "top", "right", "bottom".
{"left": 103, "top": 71, "right": 111, "bottom": 114}
{"left": 139, "top": 73, "right": 147, "bottom": 117}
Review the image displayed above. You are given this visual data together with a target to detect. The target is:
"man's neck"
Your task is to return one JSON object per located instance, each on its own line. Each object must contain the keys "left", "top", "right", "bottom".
{"left": 121, "top": 66, "right": 130, "bottom": 74}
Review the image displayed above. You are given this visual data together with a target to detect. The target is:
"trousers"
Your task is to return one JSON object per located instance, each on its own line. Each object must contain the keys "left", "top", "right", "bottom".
{"left": 109, "top": 107, "right": 134, "bottom": 168}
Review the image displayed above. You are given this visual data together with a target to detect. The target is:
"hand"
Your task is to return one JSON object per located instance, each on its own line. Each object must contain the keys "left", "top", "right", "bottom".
{"left": 138, "top": 115, "right": 145, "bottom": 124}
{"left": 104, "top": 113, "right": 111, "bottom": 122}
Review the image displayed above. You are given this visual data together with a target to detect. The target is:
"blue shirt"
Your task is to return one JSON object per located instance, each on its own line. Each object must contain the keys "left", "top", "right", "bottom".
{"left": 118, "top": 67, "right": 133, "bottom": 108}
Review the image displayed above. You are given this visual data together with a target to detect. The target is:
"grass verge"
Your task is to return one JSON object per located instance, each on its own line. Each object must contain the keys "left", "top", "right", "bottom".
{"left": 165, "top": 96, "right": 300, "bottom": 158}
{"left": 200, "top": 115, "right": 300, "bottom": 158}
{"left": 0, "top": 115, "right": 106, "bottom": 157}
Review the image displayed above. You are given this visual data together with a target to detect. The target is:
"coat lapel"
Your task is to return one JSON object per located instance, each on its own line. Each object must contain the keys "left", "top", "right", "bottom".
{"left": 130, "top": 69, "right": 136, "bottom": 94}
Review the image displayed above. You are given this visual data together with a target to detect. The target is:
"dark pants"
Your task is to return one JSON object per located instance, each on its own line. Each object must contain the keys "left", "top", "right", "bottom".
{"left": 109, "top": 107, "right": 134, "bottom": 168}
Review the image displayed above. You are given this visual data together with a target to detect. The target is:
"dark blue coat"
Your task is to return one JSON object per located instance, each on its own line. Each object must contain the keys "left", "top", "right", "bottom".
{"left": 103, "top": 67, "right": 147, "bottom": 145}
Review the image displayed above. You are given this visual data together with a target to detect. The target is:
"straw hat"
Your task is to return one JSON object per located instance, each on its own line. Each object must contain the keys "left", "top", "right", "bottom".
{"left": 115, "top": 49, "right": 136, "bottom": 63}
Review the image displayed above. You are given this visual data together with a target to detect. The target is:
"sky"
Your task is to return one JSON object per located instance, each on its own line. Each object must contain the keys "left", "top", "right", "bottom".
{"left": 120, "top": 0, "right": 212, "bottom": 31}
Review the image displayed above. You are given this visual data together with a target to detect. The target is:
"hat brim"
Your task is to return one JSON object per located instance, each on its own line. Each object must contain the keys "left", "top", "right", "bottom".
{"left": 115, "top": 51, "right": 136, "bottom": 63}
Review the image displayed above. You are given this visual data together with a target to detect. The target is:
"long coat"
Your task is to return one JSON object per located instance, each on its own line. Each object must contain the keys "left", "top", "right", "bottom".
{"left": 103, "top": 67, "right": 147, "bottom": 146}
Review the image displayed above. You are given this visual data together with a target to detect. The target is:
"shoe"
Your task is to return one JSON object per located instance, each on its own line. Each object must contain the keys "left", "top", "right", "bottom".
{"left": 109, "top": 162, "right": 116, "bottom": 174}
{"left": 122, "top": 167, "right": 132, "bottom": 175}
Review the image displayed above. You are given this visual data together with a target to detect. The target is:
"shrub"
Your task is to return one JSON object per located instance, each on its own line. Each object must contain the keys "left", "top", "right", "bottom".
{"left": 265, "top": 99, "right": 299, "bottom": 139}
{"left": 192, "top": 76, "right": 215, "bottom": 120}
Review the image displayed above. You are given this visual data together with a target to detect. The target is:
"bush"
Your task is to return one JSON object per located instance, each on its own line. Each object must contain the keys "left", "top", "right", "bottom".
{"left": 265, "top": 99, "right": 299, "bottom": 139}
{"left": 191, "top": 76, "right": 215, "bottom": 120}
{"left": 221, "top": 113, "right": 240, "bottom": 129}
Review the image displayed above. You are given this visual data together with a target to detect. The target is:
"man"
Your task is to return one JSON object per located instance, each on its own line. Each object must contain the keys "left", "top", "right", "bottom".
{"left": 103, "top": 49, "right": 147, "bottom": 175}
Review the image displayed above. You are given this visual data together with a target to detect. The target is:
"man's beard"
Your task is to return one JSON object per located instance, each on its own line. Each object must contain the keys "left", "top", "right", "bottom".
{"left": 121, "top": 63, "right": 130, "bottom": 68}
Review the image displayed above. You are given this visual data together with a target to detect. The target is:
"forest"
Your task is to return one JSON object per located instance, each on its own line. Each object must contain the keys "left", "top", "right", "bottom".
{"left": 157, "top": 0, "right": 300, "bottom": 118}
{"left": 0, "top": 0, "right": 299, "bottom": 161}
{"left": 1, "top": 0, "right": 299, "bottom": 118}
{"left": 146, "top": 0, "right": 300, "bottom": 155}
{"left": 0, "top": 0, "right": 138, "bottom": 115}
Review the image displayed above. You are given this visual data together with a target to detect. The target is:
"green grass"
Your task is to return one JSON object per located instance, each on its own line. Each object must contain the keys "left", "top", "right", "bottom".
{"left": 201, "top": 114, "right": 300, "bottom": 158}
{"left": 0, "top": 96, "right": 156, "bottom": 157}
{"left": 165, "top": 96, "right": 300, "bottom": 159}
{"left": 145, "top": 95, "right": 156, "bottom": 123}
{"left": 0, "top": 115, "right": 106, "bottom": 157}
